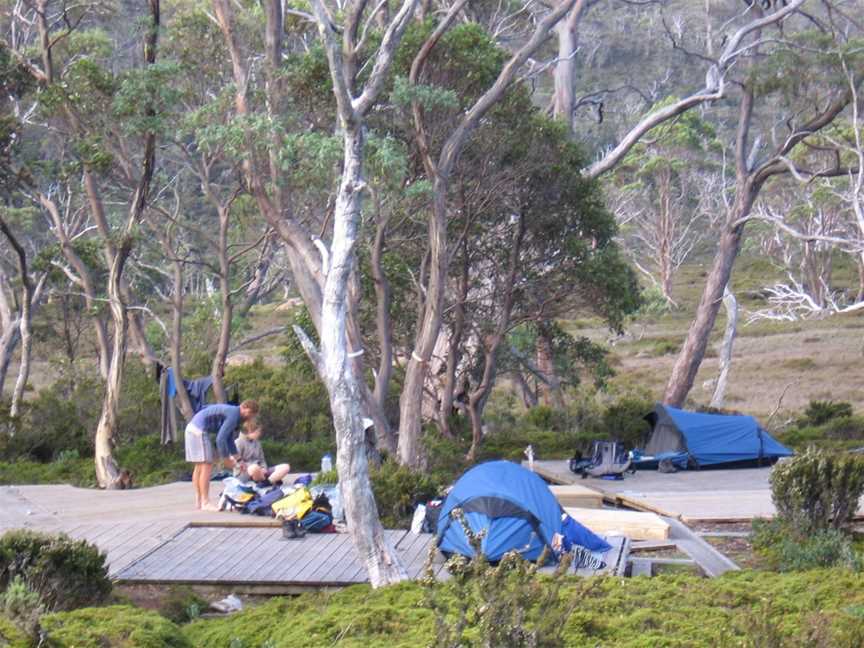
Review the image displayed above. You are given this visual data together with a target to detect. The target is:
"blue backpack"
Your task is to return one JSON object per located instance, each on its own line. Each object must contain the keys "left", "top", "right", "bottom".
{"left": 244, "top": 488, "right": 287, "bottom": 516}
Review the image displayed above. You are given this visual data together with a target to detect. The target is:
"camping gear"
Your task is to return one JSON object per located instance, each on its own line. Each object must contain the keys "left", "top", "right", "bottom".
{"left": 411, "top": 504, "right": 427, "bottom": 534}
{"left": 638, "top": 404, "right": 793, "bottom": 470}
{"left": 210, "top": 594, "right": 243, "bottom": 614}
{"left": 569, "top": 441, "right": 633, "bottom": 478}
{"left": 282, "top": 519, "right": 306, "bottom": 540}
{"left": 311, "top": 484, "right": 344, "bottom": 523}
{"left": 424, "top": 500, "right": 442, "bottom": 534}
{"left": 436, "top": 461, "right": 569, "bottom": 562}
{"left": 293, "top": 474, "right": 313, "bottom": 486}
{"left": 244, "top": 488, "right": 286, "bottom": 516}
{"left": 273, "top": 486, "right": 313, "bottom": 520}
{"left": 561, "top": 514, "right": 611, "bottom": 553}
{"left": 300, "top": 510, "right": 333, "bottom": 532}
{"left": 321, "top": 453, "right": 333, "bottom": 473}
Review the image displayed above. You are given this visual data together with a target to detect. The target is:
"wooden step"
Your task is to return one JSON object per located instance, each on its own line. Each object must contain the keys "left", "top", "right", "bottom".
{"left": 565, "top": 507, "right": 671, "bottom": 540}
{"left": 550, "top": 484, "right": 604, "bottom": 509}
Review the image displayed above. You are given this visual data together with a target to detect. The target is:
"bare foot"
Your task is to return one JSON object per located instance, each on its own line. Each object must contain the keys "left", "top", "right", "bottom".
{"left": 201, "top": 502, "right": 220, "bottom": 512}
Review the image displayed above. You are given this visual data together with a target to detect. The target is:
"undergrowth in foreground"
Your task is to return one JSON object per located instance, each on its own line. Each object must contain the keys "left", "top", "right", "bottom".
{"left": 178, "top": 570, "right": 864, "bottom": 648}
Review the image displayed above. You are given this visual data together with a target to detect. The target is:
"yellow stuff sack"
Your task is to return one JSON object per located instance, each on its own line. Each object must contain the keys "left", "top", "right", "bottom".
{"left": 272, "top": 487, "right": 313, "bottom": 520}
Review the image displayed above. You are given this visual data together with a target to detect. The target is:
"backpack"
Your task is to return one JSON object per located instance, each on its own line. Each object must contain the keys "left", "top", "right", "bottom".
{"left": 272, "top": 486, "right": 313, "bottom": 520}
{"left": 244, "top": 488, "right": 287, "bottom": 516}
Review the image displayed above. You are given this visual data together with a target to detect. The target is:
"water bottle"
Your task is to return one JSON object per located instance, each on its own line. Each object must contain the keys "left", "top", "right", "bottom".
{"left": 321, "top": 453, "right": 333, "bottom": 474}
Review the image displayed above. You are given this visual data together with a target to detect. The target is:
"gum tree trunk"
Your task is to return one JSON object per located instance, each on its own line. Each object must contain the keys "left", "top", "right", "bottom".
{"left": 710, "top": 286, "right": 737, "bottom": 408}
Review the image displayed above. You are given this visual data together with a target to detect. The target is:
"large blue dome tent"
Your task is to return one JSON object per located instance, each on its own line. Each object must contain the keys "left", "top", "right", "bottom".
{"left": 436, "top": 460, "right": 609, "bottom": 562}
{"left": 640, "top": 404, "right": 793, "bottom": 469}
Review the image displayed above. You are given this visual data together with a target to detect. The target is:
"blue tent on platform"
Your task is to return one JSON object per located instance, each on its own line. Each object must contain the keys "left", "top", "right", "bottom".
{"left": 436, "top": 460, "right": 609, "bottom": 562}
{"left": 642, "top": 404, "right": 793, "bottom": 468}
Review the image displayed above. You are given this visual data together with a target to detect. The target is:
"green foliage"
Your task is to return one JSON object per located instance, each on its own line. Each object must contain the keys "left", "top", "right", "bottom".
{"left": 181, "top": 570, "right": 864, "bottom": 647}
{"left": 0, "top": 613, "right": 31, "bottom": 648}
{"left": 312, "top": 469, "right": 338, "bottom": 486}
{"left": 370, "top": 460, "right": 443, "bottom": 528}
{"left": 752, "top": 518, "right": 861, "bottom": 573}
{"left": 1, "top": 576, "right": 43, "bottom": 637}
{"left": 422, "top": 510, "right": 577, "bottom": 648}
{"left": 770, "top": 448, "right": 864, "bottom": 532}
{"left": 600, "top": 397, "right": 653, "bottom": 448}
{"left": 0, "top": 530, "right": 111, "bottom": 613}
{"left": 225, "top": 358, "right": 331, "bottom": 443}
{"left": 157, "top": 586, "right": 207, "bottom": 625}
{"left": 799, "top": 400, "right": 855, "bottom": 427}
{"left": 112, "top": 61, "right": 183, "bottom": 136}
{"left": 40, "top": 605, "right": 190, "bottom": 648}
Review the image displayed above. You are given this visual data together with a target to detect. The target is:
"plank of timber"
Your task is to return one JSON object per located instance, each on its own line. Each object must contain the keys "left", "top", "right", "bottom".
{"left": 549, "top": 485, "right": 604, "bottom": 509}
{"left": 303, "top": 534, "right": 356, "bottom": 584}
{"left": 629, "top": 559, "right": 653, "bottom": 577}
{"left": 630, "top": 540, "right": 679, "bottom": 551}
{"left": 288, "top": 532, "right": 347, "bottom": 583}
{"left": 397, "top": 533, "right": 437, "bottom": 579}
{"left": 163, "top": 527, "right": 238, "bottom": 581}
{"left": 565, "top": 507, "right": 670, "bottom": 540}
{"left": 664, "top": 517, "right": 739, "bottom": 578}
{"left": 523, "top": 461, "right": 575, "bottom": 485}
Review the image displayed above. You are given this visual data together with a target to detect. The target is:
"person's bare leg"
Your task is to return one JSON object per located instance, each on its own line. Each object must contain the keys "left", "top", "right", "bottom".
{"left": 268, "top": 463, "right": 291, "bottom": 484}
{"left": 192, "top": 464, "right": 202, "bottom": 509}
{"left": 200, "top": 462, "right": 218, "bottom": 511}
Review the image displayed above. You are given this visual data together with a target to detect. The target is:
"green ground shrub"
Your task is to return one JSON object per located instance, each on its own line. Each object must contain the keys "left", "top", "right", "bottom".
{"left": 0, "top": 576, "right": 42, "bottom": 638}
{"left": 181, "top": 570, "right": 864, "bottom": 647}
{"left": 157, "top": 586, "right": 207, "bottom": 625}
{"left": 0, "top": 614, "right": 31, "bottom": 648}
{"left": 371, "top": 460, "right": 444, "bottom": 528}
{"left": 752, "top": 518, "right": 862, "bottom": 572}
{"left": 799, "top": 400, "right": 855, "bottom": 427}
{"left": 770, "top": 448, "right": 864, "bottom": 532}
{"left": 225, "top": 359, "right": 332, "bottom": 443}
{"left": 40, "top": 605, "right": 190, "bottom": 648}
{"left": 0, "top": 530, "right": 111, "bottom": 612}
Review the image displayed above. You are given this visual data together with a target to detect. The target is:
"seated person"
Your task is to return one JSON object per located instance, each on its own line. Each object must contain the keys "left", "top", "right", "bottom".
{"left": 235, "top": 422, "right": 291, "bottom": 485}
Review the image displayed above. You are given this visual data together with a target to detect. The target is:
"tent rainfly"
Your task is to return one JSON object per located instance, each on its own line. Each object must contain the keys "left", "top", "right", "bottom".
{"left": 642, "top": 404, "right": 793, "bottom": 469}
{"left": 436, "top": 460, "right": 609, "bottom": 561}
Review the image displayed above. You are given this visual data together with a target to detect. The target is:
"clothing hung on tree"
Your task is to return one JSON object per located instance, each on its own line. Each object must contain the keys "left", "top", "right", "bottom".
{"left": 157, "top": 363, "right": 215, "bottom": 444}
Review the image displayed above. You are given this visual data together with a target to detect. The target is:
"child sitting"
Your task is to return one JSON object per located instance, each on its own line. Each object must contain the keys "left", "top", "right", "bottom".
{"left": 234, "top": 422, "right": 292, "bottom": 485}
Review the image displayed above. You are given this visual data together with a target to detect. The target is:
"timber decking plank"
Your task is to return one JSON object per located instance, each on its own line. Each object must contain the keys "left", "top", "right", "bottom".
{"left": 106, "top": 524, "right": 183, "bottom": 575}
{"left": 303, "top": 534, "right": 357, "bottom": 583}
{"left": 190, "top": 528, "right": 261, "bottom": 581}
{"left": 151, "top": 527, "right": 235, "bottom": 581}
{"left": 261, "top": 530, "right": 328, "bottom": 582}
{"left": 629, "top": 559, "right": 653, "bottom": 577}
{"left": 397, "top": 533, "right": 436, "bottom": 579}
{"left": 664, "top": 517, "right": 738, "bottom": 577}
{"left": 237, "top": 528, "right": 289, "bottom": 582}
{"left": 284, "top": 532, "right": 346, "bottom": 583}
{"left": 221, "top": 527, "right": 281, "bottom": 582}
{"left": 132, "top": 526, "right": 215, "bottom": 580}
{"left": 310, "top": 534, "right": 363, "bottom": 584}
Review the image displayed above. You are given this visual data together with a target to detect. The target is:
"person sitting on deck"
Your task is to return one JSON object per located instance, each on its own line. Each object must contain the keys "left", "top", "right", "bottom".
{"left": 234, "top": 421, "right": 292, "bottom": 485}
{"left": 185, "top": 400, "right": 259, "bottom": 511}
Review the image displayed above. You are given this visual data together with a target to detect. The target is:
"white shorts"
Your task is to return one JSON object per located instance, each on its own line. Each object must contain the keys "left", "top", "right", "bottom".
{"left": 184, "top": 423, "right": 214, "bottom": 464}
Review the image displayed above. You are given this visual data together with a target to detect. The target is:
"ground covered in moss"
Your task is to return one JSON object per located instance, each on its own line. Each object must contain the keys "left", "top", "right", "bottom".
{"left": 13, "top": 570, "right": 864, "bottom": 648}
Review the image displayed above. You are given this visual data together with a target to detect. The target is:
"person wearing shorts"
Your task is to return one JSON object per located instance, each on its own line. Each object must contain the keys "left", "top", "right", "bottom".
{"left": 185, "top": 400, "right": 259, "bottom": 510}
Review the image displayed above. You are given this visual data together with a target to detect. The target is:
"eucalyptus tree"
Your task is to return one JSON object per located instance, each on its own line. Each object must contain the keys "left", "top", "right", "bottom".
{"left": 663, "top": 5, "right": 864, "bottom": 406}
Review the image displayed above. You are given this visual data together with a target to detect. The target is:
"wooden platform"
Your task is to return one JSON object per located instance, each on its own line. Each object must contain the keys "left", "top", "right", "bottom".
{"left": 0, "top": 483, "right": 630, "bottom": 590}
{"left": 565, "top": 507, "right": 670, "bottom": 541}
{"left": 549, "top": 484, "right": 604, "bottom": 509}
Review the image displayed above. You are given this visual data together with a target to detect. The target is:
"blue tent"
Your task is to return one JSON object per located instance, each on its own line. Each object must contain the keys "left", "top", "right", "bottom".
{"left": 436, "top": 460, "right": 609, "bottom": 561}
{"left": 641, "top": 404, "right": 793, "bottom": 468}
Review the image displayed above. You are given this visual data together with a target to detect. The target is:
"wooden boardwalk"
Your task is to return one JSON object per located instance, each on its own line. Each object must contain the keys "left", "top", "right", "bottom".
{"left": 0, "top": 483, "right": 629, "bottom": 590}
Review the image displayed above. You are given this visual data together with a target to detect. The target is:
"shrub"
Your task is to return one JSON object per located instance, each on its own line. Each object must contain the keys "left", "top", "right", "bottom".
{"left": 370, "top": 460, "right": 444, "bottom": 528}
{"left": 599, "top": 397, "right": 652, "bottom": 448}
{"left": 40, "top": 605, "right": 190, "bottom": 648}
{"left": 157, "top": 586, "right": 207, "bottom": 625}
{"left": 0, "top": 614, "right": 31, "bottom": 648}
{"left": 799, "top": 400, "right": 854, "bottom": 427}
{"left": 422, "top": 511, "right": 578, "bottom": 648}
{"left": 115, "top": 435, "right": 188, "bottom": 487}
{"left": 0, "top": 530, "right": 111, "bottom": 612}
{"left": 752, "top": 518, "right": 861, "bottom": 572}
{"left": 225, "top": 359, "right": 332, "bottom": 443}
{"left": 770, "top": 448, "right": 864, "bottom": 532}
{"left": 1, "top": 576, "right": 42, "bottom": 637}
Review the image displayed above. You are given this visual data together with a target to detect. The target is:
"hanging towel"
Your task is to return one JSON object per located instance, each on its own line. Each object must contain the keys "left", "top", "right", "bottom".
{"left": 160, "top": 369, "right": 179, "bottom": 444}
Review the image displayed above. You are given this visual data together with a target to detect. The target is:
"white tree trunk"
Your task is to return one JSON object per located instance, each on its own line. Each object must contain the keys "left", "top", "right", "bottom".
{"left": 710, "top": 286, "right": 737, "bottom": 409}
{"left": 305, "top": 127, "right": 407, "bottom": 587}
